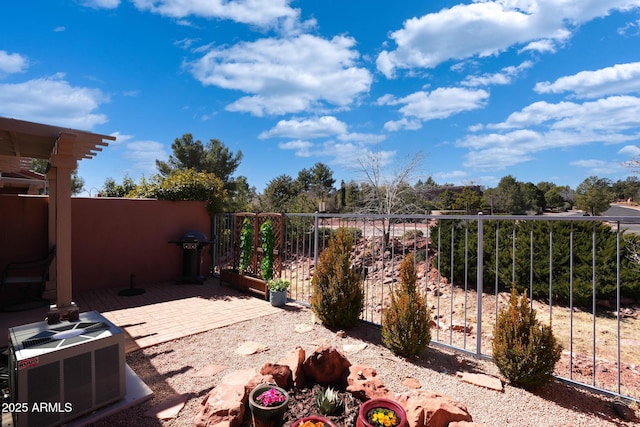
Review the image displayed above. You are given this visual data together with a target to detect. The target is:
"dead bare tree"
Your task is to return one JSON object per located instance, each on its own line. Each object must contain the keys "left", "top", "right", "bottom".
{"left": 355, "top": 150, "right": 425, "bottom": 248}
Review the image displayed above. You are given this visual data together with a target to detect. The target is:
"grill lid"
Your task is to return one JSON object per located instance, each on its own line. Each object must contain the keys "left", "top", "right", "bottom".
{"left": 181, "top": 230, "right": 208, "bottom": 242}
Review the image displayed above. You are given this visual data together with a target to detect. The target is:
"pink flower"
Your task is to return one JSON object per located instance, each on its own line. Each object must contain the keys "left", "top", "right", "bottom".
{"left": 256, "top": 388, "right": 286, "bottom": 407}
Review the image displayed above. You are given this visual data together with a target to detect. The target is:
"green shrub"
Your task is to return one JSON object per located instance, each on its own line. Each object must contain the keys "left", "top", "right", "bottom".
{"left": 311, "top": 227, "right": 364, "bottom": 329}
{"left": 382, "top": 252, "right": 432, "bottom": 357}
{"left": 492, "top": 287, "right": 562, "bottom": 389}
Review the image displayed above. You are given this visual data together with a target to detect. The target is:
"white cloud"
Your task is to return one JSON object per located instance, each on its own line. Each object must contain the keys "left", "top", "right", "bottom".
{"left": 462, "top": 61, "right": 533, "bottom": 87}
{"left": 259, "top": 116, "right": 347, "bottom": 139}
{"left": 376, "top": 1, "right": 640, "bottom": 77}
{"left": 337, "top": 132, "right": 386, "bottom": 144}
{"left": 0, "top": 74, "right": 108, "bottom": 129}
{"left": 570, "top": 159, "right": 626, "bottom": 175}
{"left": 278, "top": 139, "right": 313, "bottom": 157}
{"left": 130, "top": 0, "right": 303, "bottom": 31}
{"left": 534, "top": 62, "right": 640, "bottom": 98}
{"left": 81, "top": 0, "right": 120, "bottom": 9}
{"left": 380, "top": 87, "right": 489, "bottom": 122}
{"left": 109, "top": 131, "right": 133, "bottom": 145}
{"left": 457, "top": 95, "right": 640, "bottom": 172}
{"left": 53, "top": 26, "right": 66, "bottom": 32}
{"left": 619, "top": 145, "right": 640, "bottom": 157}
{"left": 329, "top": 144, "right": 395, "bottom": 170}
{"left": 189, "top": 34, "right": 372, "bottom": 116}
{"left": 124, "top": 140, "right": 168, "bottom": 174}
{"left": 384, "top": 118, "right": 422, "bottom": 132}
{"left": 490, "top": 96, "right": 640, "bottom": 132}
{"left": 0, "top": 51, "right": 28, "bottom": 75}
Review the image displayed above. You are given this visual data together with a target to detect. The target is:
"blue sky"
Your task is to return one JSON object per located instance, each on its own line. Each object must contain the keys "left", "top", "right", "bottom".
{"left": 2, "top": 1, "right": 640, "bottom": 195}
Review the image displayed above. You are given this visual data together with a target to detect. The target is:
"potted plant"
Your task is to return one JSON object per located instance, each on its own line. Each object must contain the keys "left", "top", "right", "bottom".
{"left": 248, "top": 384, "right": 290, "bottom": 427}
{"left": 267, "top": 278, "right": 290, "bottom": 307}
{"left": 356, "top": 398, "right": 408, "bottom": 427}
{"left": 315, "top": 387, "right": 343, "bottom": 415}
{"left": 292, "top": 416, "right": 338, "bottom": 427}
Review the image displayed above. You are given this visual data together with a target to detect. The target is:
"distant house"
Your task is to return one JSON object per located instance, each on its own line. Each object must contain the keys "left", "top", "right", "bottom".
{"left": 0, "top": 169, "right": 45, "bottom": 195}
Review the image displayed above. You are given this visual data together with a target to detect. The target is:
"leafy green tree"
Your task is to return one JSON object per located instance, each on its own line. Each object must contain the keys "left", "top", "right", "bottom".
{"left": 437, "top": 189, "right": 455, "bottom": 210}
{"left": 493, "top": 175, "right": 527, "bottom": 214}
{"left": 453, "top": 187, "right": 483, "bottom": 214}
{"left": 521, "top": 182, "right": 545, "bottom": 214}
{"left": 297, "top": 162, "right": 335, "bottom": 194}
{"left": 101, "top": 175, "right": 136, "bottom": 197}
{"left": 128, "top": 169, "right": 227, "bottom": 214}
{"left": 156, "top": 134, "right": 244, "bottom": 210}
{"left": 575, "top": 176, "right": 613, "bottom": 216}
{"left": 156, "top": 134, "right": 242, "bottom": 180}
{"left": 226, "top": 176, "right": 257, "bottom": 212}
{"left": 611, "top": 176, "right": 640, "bottom": 202}
{"left": 260, "top": 175, "right": 300, "bottom": 212}
{"left": 544, "top": 186, "right": 566, "bottom": 211}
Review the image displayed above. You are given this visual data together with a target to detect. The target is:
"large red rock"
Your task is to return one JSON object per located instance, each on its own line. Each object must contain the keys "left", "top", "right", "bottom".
{"left": 397, "top": 390, "right": 473, "bottom": 427}
{"left": 260, "top": 363, "right": 292, "bottom": 389}
{"left": 302, "top": 346, "right": 351, "bottom": 384}
{"left": 194, "top": 370, "right": 277, "bottom": 427}
{"left": 346, "top": 365, "right": 394, "bottom": 401}
{"left": 277, "top": 347, "right": 306, "bottom": 387}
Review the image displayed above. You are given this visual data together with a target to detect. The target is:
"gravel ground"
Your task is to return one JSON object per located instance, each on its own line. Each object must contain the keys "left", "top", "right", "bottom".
{"left": 93, "top": 303, "right": 639, "bottom": 427}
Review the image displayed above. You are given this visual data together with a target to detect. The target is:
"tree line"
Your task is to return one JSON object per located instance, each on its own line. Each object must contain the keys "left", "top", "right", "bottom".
{"left": 89, "top": 133, "right": 640, "bottom": 216}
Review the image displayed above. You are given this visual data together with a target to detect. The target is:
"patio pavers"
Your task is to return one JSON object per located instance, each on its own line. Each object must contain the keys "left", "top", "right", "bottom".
{"left": 1, "top": 278, "right": 281, "bottom": 352}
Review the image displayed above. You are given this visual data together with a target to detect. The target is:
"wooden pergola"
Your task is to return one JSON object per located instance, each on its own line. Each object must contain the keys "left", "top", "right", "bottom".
{"left": 0, "top": 116, "right": 115, "bottom": 315}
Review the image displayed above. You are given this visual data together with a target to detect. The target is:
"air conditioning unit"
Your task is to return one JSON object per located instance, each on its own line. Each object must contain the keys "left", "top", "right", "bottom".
{"left": 8, "top": 311, "right": 126, "bottom": 427}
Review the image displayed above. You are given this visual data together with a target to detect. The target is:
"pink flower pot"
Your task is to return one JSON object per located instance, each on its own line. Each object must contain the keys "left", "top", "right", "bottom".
{"left": 356, "top": 398, "right": 408, "bottom": 427}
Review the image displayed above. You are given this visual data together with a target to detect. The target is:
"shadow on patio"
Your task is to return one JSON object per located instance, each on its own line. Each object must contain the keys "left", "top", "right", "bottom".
{"left": 1, "top": 278, "right": 281, "bottom": 351}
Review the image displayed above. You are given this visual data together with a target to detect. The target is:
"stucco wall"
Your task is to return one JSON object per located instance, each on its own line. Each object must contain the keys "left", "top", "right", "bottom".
{"left": 0, "top": 195, "right": 212, "bottom": 293}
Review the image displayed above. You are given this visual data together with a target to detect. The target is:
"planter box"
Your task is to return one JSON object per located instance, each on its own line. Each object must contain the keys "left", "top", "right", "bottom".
{"left": 220, "top": 269, "right": 269, "bottom": 300}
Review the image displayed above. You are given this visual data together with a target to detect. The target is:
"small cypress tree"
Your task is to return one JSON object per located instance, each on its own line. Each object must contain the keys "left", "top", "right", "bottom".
{"left": 492, "top": 287, "right": 562, "bottom": 389}
{"left": 382, "top": 252, "right": 431, "bottom": 357}
{"left": 311, "top": 227, "right": 364, "bottom": 329}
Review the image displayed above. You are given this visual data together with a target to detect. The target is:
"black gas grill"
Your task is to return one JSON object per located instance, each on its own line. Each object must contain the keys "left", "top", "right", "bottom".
{"left": 169, "top": 231, "right": 211, "bottom": 284}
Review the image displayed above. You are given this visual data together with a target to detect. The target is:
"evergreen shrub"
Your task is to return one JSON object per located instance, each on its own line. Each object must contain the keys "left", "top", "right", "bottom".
{"left": 310, "top": 227, "right": 364, "bottom": 329}
{"left": 492, "top": 287, "right": 562, "bottom": 389}
{"left": 382, "top": 252, "right": 432, "bottom": 357}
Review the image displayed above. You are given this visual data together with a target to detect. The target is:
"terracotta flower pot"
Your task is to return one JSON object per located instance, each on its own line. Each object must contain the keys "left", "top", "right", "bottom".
{"left": 248, "top": 384, "right": 290, "bottom": 427}
{"left": 292, "top": 415, "right": 338, "bottom": 427}
{"left": 356, "top": 398, "right": 408, "bottom": 427}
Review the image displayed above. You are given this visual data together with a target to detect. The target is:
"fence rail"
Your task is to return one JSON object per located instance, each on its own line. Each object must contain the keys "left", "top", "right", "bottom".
{"left": 212, "top": 212, "right": 640, "bottom": 402}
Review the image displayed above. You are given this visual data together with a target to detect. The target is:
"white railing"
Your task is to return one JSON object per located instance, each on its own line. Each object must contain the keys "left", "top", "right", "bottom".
{"left": 211, "top": 212, "right": 640, "bottom": 402}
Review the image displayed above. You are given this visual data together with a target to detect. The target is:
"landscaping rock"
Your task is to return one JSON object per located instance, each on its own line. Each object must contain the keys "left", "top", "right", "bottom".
{"left": 457, "top": 372, "right": 503, "bottom": 392}
{"left": 260, "top": 363, "right": 293, "bottom": 389}
{"left": 145, "top": 393, "right": 188, "bottom": 420}
{"left": 194, "top": 369, "right": 282, "bottom": 427}
{"left": 236, "top": 341, "right": 269, "bottom": 355}
{"left": 346, "top": 365, "right": 394, "bottom": 401}
{"left": 402, "top": 377, "right": 422, "bottom": 389}
{"left": 194, "top": 382, "right": 245, "bottom": 427}
{"left": 397, "top": 390, "right": 473, "bottom": 427}
{"left": 277, "top": 347, "right": 306, "bottom": 387}
{"left": 302, "top": 345, "right": 351, "bottom": 384}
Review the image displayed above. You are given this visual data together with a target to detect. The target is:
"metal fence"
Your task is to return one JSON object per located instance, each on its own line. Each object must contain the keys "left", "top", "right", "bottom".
{"left": 211, "top": 212, "right": 640, "bottom": 402}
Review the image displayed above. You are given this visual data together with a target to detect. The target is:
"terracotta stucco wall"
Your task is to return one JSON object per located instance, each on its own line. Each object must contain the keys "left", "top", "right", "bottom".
{"left": 0, "top": 195, "right": 212, "bottom": 292}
